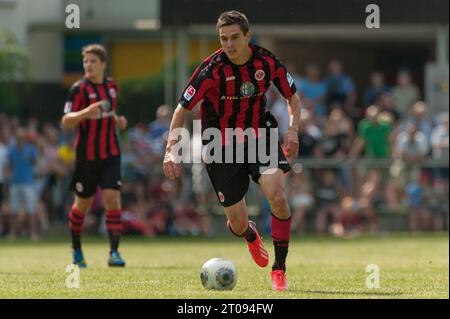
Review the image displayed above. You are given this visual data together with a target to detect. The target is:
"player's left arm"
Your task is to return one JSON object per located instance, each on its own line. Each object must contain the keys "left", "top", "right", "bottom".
{"left": 283, "top": 93, "right": 301, "bottom": 159}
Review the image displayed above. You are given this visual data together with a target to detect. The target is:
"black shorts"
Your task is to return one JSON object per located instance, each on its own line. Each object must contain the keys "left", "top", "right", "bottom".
{"left": 69, "top": 156, "right": 121, "bottom": 198}
{"left": 205, "top": 141, "right": 290, "bottom": 207}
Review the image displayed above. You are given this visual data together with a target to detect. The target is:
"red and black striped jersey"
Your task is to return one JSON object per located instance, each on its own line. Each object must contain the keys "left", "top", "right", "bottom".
{"left": 64, "top": 77, "right": 121, "bottom": 162}
{"left": 179, "top": 44, "right": 297, "bottom": 143}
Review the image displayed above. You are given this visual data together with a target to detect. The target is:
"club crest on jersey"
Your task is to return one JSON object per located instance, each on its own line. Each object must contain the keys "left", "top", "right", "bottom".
{"left": 240, "top": 82, "right": 256, "bottom": 97}
{"left": 286, "top": 72, "right": 294, "bottom": 87}
{"left": 184, "top": 85, "right": 196, "bottom": 101}
{"left": 218, "top": 192, "right": 225, "bottom": 203}
{"left": 255, "top": 69, "right": 265, "bottom": 81}
{"left": 89, "top": 93, "right": 97, "bottom": 99}
{"left": 109, "top": 88, "right": 116, "bottom": 98}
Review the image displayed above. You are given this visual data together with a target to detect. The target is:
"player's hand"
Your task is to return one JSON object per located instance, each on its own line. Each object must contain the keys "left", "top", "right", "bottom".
{"left": 163, "top": 148, "right": 181, "bottom": 180}
{"left": 283, "top": 126, "right": 299, "bottom": 160}
{"left": 115, "top": 115, "right": 128, "bottom": 130}
{"left": 84, "top": 101, "right": 104, "bottom": 119}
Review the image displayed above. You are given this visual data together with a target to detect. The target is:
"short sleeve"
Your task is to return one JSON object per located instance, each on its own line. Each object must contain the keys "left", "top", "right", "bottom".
{"left": 272, "top": 58, "right": 297, "bottom": 99}
{"left": 179, "top": 60, "right": 214, "bottom": 110}
{"left": 64, "top": 84, "right": 82, "bottom": 114}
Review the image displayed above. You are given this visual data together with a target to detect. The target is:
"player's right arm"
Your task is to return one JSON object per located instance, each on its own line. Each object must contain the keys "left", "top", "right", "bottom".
{"left": 60, "top": 83, "right": 105, "bottom": 129}
{"left": 163, "top": 104, "right": 188, "bottom": 180}
{"left": 61, "top": 101, "right": 105, "bottom": 129}
{"left": 163, "top": 57, "right": 214, "bottom": 180}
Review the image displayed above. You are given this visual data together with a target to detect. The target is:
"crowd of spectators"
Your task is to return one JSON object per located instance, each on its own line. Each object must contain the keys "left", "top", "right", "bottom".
{"left": 0, "top": 58, "right": 448, "bottom": 240}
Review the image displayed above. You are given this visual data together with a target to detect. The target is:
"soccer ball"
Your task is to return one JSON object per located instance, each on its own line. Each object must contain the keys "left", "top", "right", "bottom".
{"left": 200, "top": 258, "right": 238, "bottom": 290}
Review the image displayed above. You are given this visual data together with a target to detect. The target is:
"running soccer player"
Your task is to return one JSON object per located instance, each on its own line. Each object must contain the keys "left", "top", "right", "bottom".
{"left": 61, "top": 44, "right": 128, "bottom": 267}
{"left": 163, "top": 11, "right": 300, "bottom": 290}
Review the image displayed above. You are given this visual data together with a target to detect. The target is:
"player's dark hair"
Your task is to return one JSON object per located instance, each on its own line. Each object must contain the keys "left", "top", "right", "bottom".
{"left": 82, "top": 44, "right": 107, "bottom": 62}
{"left": 216, "top": 10, "right": 250, "bottom": 35}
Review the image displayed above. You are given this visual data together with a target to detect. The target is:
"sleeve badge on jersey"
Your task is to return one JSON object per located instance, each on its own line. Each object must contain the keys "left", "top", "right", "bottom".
{"left": 64, "top": 102, "right": 73, "bottom": 113}
{"left": 286, "top": 72, "right": 294, "bottom": 87}
{"left": 183, "top": 85, "right": 196, "bottom": 101}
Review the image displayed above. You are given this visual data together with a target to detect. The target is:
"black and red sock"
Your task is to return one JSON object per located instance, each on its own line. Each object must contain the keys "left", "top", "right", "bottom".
{"left": 227, "top": 220, "right": 257, "bottom": 242}
{"left": 106, "top": 209, "right": 122, "bottom": 253}
{"left": 271, "top": 214, "right": 291, "bottom": 271}
{"left": 68, "top": 205, "right": 85, "bottom": 251}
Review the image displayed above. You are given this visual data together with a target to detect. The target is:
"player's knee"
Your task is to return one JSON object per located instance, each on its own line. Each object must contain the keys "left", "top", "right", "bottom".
{"left": 103, "top": 193, "right": 120, "bottom": 209}
{"left": 268, "top": 188, "right": 288, "bottom": 211}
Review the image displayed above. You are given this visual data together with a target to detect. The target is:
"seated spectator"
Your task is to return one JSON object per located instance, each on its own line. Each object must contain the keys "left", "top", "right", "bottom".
{"left": 288, "top": 172, "right": 314, "bottom": 234}
{"left": 315, "top": 170, "right": 342, "bottom": 234}
{"left": 364, "top": 71, "right": 390, "bottom": 107}
{"left": 392, "top": 69, "right": 421, "bottom": 117}
{"left": 330, "top": 196, "right": 363, "bottom": 238}
{"left": 405, "top": 174, "right": 432, "bottom": 232}
{"left": 358, "top": 169, "right": 383, "bottom": 233}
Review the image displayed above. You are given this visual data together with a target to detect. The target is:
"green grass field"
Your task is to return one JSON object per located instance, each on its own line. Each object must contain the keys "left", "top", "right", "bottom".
{"left": 0, "top": 233, "right": 448, "bottom": 299}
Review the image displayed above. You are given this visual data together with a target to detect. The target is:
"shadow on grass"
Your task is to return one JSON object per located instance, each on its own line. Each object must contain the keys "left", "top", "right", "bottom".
{"left": 298, "top": 289, "right": 402, "bottom": 296}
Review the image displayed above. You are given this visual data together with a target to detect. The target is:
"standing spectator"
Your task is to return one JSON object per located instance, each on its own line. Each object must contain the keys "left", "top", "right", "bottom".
{"left": 297, "top": 109, "right": 322, "bottom": 158}
{"left": 391, "top": 70, "right": 421, "bottom": 117}
{"left": 430, "top": 113, "right": 449, "bottom": 181}
{"left": 0, "top": 130, "right": 8, "bottom": 235}
{"left": 394, "top": 122, "right": 429, "bottom": 165}
{"left": 299, "top": 63, "right": 328, "bottom": 122}
{"left": 270, "top": 96, "right": 291, "bottom": 139}
{"left": 7, "top": 127, "right": 39, "bottom": 241}
{"left": 364, "top": 71, "right": 390, "bottom": 107}
{"left": 401, "top": 101, "right": 435, "bottom": 143}
{"left": 325, "top": 59, "right": 358, "bottom": 121}
{"left": 148, "top": 104, "right": 173, "bottom": 155}
{"left": 376, "top": 92, "right": 401, "bottom": 124}
{"left": 350, "top": 105, "right": 393, "bottom": 159}
{"left": 319, "top": 108, "right": 354, "bottom": 159}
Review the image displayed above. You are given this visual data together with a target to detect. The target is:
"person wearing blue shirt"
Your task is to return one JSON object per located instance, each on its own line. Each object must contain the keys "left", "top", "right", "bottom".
{"left": 7, "top": 127, "right": 39, "bottom": 241}
{"left": 299, "top": 64, "right": 328, "bottom": 120}
{"left": 363, "top": 71, "right": 390, "bottom": 107}
{"left": 326, "top": 59, "right": 359, "bottom": 120}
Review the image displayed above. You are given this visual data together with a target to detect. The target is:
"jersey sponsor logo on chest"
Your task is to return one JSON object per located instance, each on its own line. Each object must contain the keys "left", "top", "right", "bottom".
{"left": 88, "top": 93, "right": 97, "bottom": 99}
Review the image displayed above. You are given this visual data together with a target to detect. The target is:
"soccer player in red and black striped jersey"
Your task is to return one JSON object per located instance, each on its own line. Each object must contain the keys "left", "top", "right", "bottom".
{"left": 163, "top": 11, "right": 301, "bottom": 290}
{"left": 61, "top": 44, "right": 128, "bottom": 268}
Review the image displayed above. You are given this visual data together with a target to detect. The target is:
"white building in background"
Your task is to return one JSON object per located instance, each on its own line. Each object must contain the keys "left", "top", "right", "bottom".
{"left": 0, "top": 0, "right": 160, "bottom": 83}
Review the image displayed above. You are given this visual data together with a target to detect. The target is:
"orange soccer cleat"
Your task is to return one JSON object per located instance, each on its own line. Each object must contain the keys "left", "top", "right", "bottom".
{"left": 245, "top": 221, "right": 269, "bottom": 268}
{"left": 271, "top": 270, "right": 288, "bottom": 291}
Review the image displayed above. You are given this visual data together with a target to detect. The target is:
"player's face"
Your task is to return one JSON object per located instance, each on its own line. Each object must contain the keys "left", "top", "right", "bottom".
{"left": 83, "top": 53, "right": 106, "bottom": 81}
{"left": 219, "top": 25, "right": 252, "bottom": 62}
